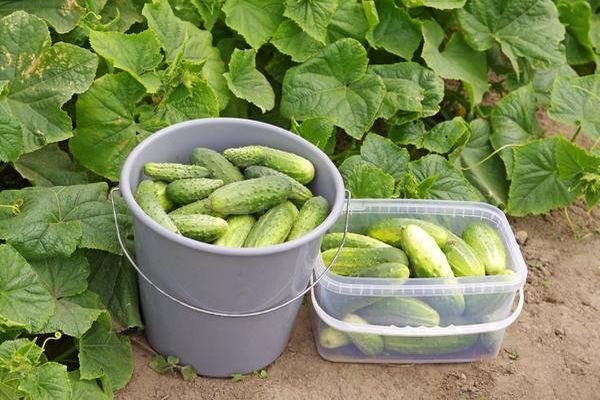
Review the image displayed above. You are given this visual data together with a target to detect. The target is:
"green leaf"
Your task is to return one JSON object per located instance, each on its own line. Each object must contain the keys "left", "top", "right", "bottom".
{"left": 20, "top": 362, "right": 71, "bottom": 400}
{"left": 346, "top": 163, "right": 395, "bottom": 198}
{"left": 362, "top": 0, "right": 379, "bottom": 29}
{"left": 70, "top": 72, "right": 149, "bottom": 181}
{"left": 367, "top": 62, "right": 444, "bottom": 121}
{"left": 155, "top": 80, "right": 220, "bottom": 123}
{"left": 97, "top": 0, "right": 145, "bottom": 32}
{"left": 191, "top": 0, "right": 224, "bottom": 30}
{"left": 69, "top": 370, "right": 111, "bottom": 400}
{"left": 548, "top": 74, "right": 600, "bottom": 141}
{"left": 271, "top": 20, "right": 325, "bottom": 62}
{"left": 224, "top": 49, "right": 275, "bottom": 113}
{"left": 454, "top": 119, "right": 509, "bottom": 207}
{"left": 400, "top": 0, "right": 465, "bottom": 8}
{"left": 284, "top": 0, "right": 339, "bottom": 43}
{"left": 0, "top": 245, "right": 53, "bottom": 331}
{"left": 338, "top": 155, "right": 370, "bottom": 181}
{"left": 557, "top": 0, "right": 594, "bottom": 65}
{"left": 327, "top": 0, "right": 369, "bottom": 42}
{"left": 281, "top": 38, "right": 385, "bottom": 139}
{"left": 360, "top": 133, "right": 410, "bottom": 180}
{"left": 421, "top": 20, "right": 488, "bottom": 106}
{"left": 408, "top": 154, "right": 480, "bottom": 201}
{"left": 508, "top": 137, "right": 579, "bottom": 215}
{"left": 78, "top": 313, "right": 133, "bottom": 390}
{"left": 222, "top": 0, "right": 284, "bottom": 49}
{"left": 13, "top": 144, "right": 89, "bottom": 187}
{"left": 490, "top": 84, "right": 542, "bottom": 176}
{"left": 89, "top": 30, "right": 163, "bottom": 93}
{"left": 555, "top": 137, "right": 600, "bottom": 210}
{"left": 456, "top": 0, "right": 566, "bottom": 75}
{"left": 531, "top": 63, "right": 577, "bottom": 107}
{"left": 0, "top": 12, "right": 98, "bottom": 160}
{"left": 291, "top": 117, "right": 335, "bottom": 150}
{"left": 149, "top": 355, "right": 172, "bottom": 373}
{"left": 0, "top": 0, "right": 86, "bottom": 33}
{"left": 391, "top": 117, "right": 470, "bottom": 154}
{"left": 87, "top": 250, "right": 142, "bottom": 330}
{"left": 180, "top": 365, "right": 198, "bottom": 382}
{"left": 365, "top": 0, "right": 422, "bottom": 60}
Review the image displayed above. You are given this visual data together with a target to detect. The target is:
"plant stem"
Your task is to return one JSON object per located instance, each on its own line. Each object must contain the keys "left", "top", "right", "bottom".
{"left": 570, "top": 125, "right": 582, "bottom": 142}
{"left": 460, "top": 143, "right": 523, "bottom": 171}
{"left": 52, "top": 346, "right": 76, "bottom": 364}
{"left": 130, "top": 336, "right": 158, "bottom": 356}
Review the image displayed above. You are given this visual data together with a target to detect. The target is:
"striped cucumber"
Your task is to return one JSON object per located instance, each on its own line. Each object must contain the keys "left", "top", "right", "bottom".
{"left": 214, "top": 215, "right": 256, "bottom": 247}
{"left": 166, "top": 178, "right": 224, "bottom": 204}
{"left": 135, "top": 180, "right": 178, "bottom": 233}
{"left": 209, "top": 177, "right": 292, "bottom": 215}
{"left": 462, "top": 222, "right": 507, "bottom": 275}
{"left": 153, "top": 181, "right": 175, "bottom": 212}
{"left": 287, "top": 196, "right": 329, "bottom": 240}
{"left": 191, "top": 147, "right": 244, "bottom": 184}
{"left": 321, "top": 247, "right": 409, "bottom": 276}
{"left": 357, "top": 297, "right": 440, "bottom": 327}
{"left": 244, "top": 201, "right": 299, "bottom": 247}
{"left": 244, "top": 165, "right": 312, "bottom": 204}
{"left": 384, "top": 334, "right": 479, "bottom": 355}
{"left": 350, "top": 262, "right": 410, "bottom": 278}
{"left": 400, "top": 224, "right": 454, "bottom": 278}
{"left": 170, "top": 214, "right": 228, "bottom": 242}
{"left": 319, "top": 326, "right": 351, "bottom": 349}
{"left": 144, "top": 162, "right": 209, "bottom": 182}
{"left": 321, "top": 232, "right": 391, "bottom": 251}
{"left": 168, "top": 198, "right": 220, "bottom": 217}
{"left": 367, "top": 218, "right": 450, "bottom": 247}
{"left": 442, "top": 233, "right": 485, "bottom": 277}
{"left": 343, "top": 314, "right": 384, "bottom": 356}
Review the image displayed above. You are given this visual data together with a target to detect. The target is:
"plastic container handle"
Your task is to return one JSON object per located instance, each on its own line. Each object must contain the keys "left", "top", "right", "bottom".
{"left": 110, "top": 187, "right": 351, "bottom": 318}
{"left": 311, "top": 284, "right": 524, "bottom": 337}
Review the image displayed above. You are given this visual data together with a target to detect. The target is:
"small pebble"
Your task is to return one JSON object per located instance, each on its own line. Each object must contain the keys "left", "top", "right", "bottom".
{"left": 515, "top": 230, "right": 528, "bottom": 245}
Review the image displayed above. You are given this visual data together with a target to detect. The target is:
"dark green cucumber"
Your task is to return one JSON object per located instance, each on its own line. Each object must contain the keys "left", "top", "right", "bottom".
{"left": 287, "top": 196, "right": 329, "bottom": 240}
{"left": 244, "top": 165, "right": 313, "bottom": 204}
{"left": 343, "top": 314, "right": 384, "bottom": 356}
{"left": 154, "top": 181, "right": 175, "bottom": 212}
{"left": 135, "top": 180, "right": 178, "bottom": 233}
{"left": 191, "top": 147, "right": 244, "bottom": 184}
{"left": 462, "top": 222, "right": 508, "bottom": 275}
{"left": 321, "top": 232, "right": 391, "bottom": 251}
{"left": 367, "top": 218, "right": 450, "bottom": 247}
{"left": 350, "top": 262, "right": 410, "bottom": 278}
{"left": 442, "top": 233, "right": 485, "bottom": 277}
{"left": 144, "top": 162, "right": 209, "bottom": 181}
{"left": 357, "top": 297, "right": 440, "bottom": 327}
{"left": 168, "top": 198, "right": 220, "bottom": 217}
{"left": 244, "top": 201, "right": 299, "bottom": 247}
{"left": 400, "top": 224, "right": 454, "bottom": 278}
{"left": 166, "top": 178, "right": 224, "bottom": 204}
{"left": 321, "top": 247, "right": 409, "bottom": 276}
{"left": 209, "top": 177, "right": 292, "bottom": 215}
{"left": 170, "top": 214, "right": 228, "bottom": 242}
{"left": 214, "top": 215, "right": 256, "bottom": 247}
{"left": 384, "top": 334, "right": 479, "bottom": 355}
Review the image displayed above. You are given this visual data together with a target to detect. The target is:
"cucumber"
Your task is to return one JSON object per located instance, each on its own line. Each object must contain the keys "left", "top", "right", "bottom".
{"left": 287, "top": 196, "right": 329, "bottom": 241}
{"left": 214, "top": 215, "right": 256, "bottom": 247}
{"left": 170, "top": 214, "right": 228, "bottom": 242}
{"left": 442, "top": 234, "right": 485, "bottom": 277}
{"left": 244, "top": 201, "right": 299, "bottom": 247}
{"left": 225, "top": 146, "right": 315, "bottom": 184}
{"left": 321, "top": 232, "right": 391, "bottom": 251}
{"left": 367, "top": 218, "right": 450, "bottom": 247}
{"left": 144, "top": 162, "right": 209, "bottom": 182}
{"left": 400, "top": 224, "right": 454, "bottom": 278}
{"left": 321, "top": 247, "right": 409, "bottom": 276}
{"left": 384, "top": 333, "right": 479, "bottom": 355}
{"left": 135, "top": 180, "right": 178, "bottom": 233}
{"left": 462, "top": 222, "right": 507, "bottom": 275}
{"left": 153, "top": 181, "right": 175, "bottom": 212}
{"left": 168, "top": 198, "right": 220, "bottom": 217}
{"left": 357, "top": 297, "right": 440, "bottom": 327}
{"left": 425, "top": 291, "right": 466, "bottom": 317}
{"left": 244, "top": 165, "right": 313, "bottom": 204}
{"left": 166, "top": 178, "right": 224, "bottom": 204}
{"left": 343, "top": 314, "right": 384, "bottom": 356}
{"left": 191, "top": 147, "right": 244, "bottom": 184}
{"left": 350, "top": 262, "right": 410, "bottom": 278}
{"left": 318, "top": 326, "right": 351, "bottom": 349}
{"left": 209, "top": 176, "right": 292, "bottom": 215}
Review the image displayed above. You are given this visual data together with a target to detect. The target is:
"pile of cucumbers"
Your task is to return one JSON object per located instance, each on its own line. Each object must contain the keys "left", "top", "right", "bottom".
{"left": 318, "top": 218, "right": 513, "bottom": 358}
{"left": 135, "top": 145, "right": 329, "bottom": 248}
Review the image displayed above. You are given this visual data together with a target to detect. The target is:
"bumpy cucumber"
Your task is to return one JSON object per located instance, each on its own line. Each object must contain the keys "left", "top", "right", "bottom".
{"left": 350, "top": 262, "right": 410, "bottom": 278}
{"left": 343, "top": 314, "right": 384, "bottom": 356}
{"left": 321, "top": 247, "right": 409, "bottom": 276}
{"left": 318, "top": 326, "right": 351, "bottom": 349}
{"left": 400, "top": 224, "right": 454, "bottom": 278}
{"left": 244, "top": 165, "right": 313, "bottom": 204}
{"left": 462, "top": 222, "right": 507, "bottom": 275}
{"left": 153, "top": 181, "right": 175, "bottom": 212}
{"left": 223, "top": 146, "right": 265, "bottom": 167}
{"left": 442, "top": 234, "right": 485, "bottom": 277}
{"left": 168, "top": 198, "right": 220, "bottom": 217}
{"left": 367, "top": 218, "right": 450, "bottom": 247}
{"left": 209, "top": 176, "right": 292, "bottom": 215}
{"left": 191, "top": 147, "right": 244, "bottom": 184}
{"left": 166, "top": 178, "right": 224, "bottom": 204}
{"left": 214, "top": 215, "right": 256, "bottom": 247}
{"left": 384, "top": 333, "right": 479, "bottom": 355}
{"left": 287, "top": 196, "right": 329, "bottom": 240}
{"left": 135, "top": 180, "right": 178, "bottom": 233}
{"left": 244, "top": 201, "right": 299, "bottom": 247}
{"left": 144, "top": 162, "right": 209, "bottom": 182}
{"left": 358, "top": 297, "right": 440, "bottom": 327}
{"left": 170, "top": 214, "right": 228, "bottom": 242}
{"left": 321, "top": 232, "right": 391, "bottom": 251}
{"left": 425, "top": 291, "right": 466, "bottom": 317}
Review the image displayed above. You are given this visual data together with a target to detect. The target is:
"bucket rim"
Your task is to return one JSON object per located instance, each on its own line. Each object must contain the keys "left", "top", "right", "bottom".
{"left": 119, "top": 117, "right": 345, "bottom": 256}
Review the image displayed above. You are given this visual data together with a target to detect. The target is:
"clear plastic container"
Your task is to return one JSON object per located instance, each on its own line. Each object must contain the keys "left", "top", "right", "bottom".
{"left": 311, "top": 199, "right": 527, "bottom": 363}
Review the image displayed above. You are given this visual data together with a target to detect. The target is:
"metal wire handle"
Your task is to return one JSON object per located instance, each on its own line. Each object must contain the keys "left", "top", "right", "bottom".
{"left": 110, "top": 187, "right": 351, "bottom": 318}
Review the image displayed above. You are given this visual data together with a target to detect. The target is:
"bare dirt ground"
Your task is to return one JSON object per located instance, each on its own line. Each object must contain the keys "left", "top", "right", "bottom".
{"left": 117, "top": 202, "right": 600, "bottom": 400}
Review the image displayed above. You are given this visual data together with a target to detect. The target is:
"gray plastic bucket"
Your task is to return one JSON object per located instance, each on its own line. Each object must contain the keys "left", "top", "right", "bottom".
{"left": 117, "top": 118, "right": 345, "bottom": 377}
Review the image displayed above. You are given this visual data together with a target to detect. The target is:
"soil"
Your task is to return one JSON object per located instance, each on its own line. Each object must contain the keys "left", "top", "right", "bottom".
{"left": 117, "top": 202, "right": 600, "bottom": 400}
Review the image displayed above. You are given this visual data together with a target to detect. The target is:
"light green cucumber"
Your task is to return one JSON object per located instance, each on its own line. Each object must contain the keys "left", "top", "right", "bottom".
{"left": 462, "top": 222, "right": 508, "bottom": 275}
{"left": 214, "top": 215, "right": 256, "bottom": 247}
{"left": 209, "top": 176, "right": 292, "bottom": 215}
{"left": 135, "top": 180, "right": 178, "bottom": 233}
{"left": 166, "top": 178, "right": 224, "bottom": 204}
{"left": 367, "top": 218, "right": 450, "bottom": 247}
{"left": 191, "top": 147, "right": 244, "bottom": 184}
{"left": 425, "top": 291, "right": 466, "bottom": 317}
{"left": 350, "top": 263, "right": 410, "bottom": 278}
{"left": 384, "top": 334, "right": 479, "bottom": 355}
{"left": 170, "top": 214, "right": 228, "bottom": 242}
{"left": 244, "top": 201, "right": 299, "bottom": 247}
{"left": 223, "top": 145, "right": 265, "bottom": 167}
{"left": 153, "top": 181, "right": 175, "bottom": 212}
{"left": 168, "top": 198, "right": 219, "bottom": 217}
{"left": 287, "top": 196, "right": 329, "bottom": 240}
{"left": 318, "top": 326, "right": 351, "bottom": 349}
{"left": 144, "top": 162, "right": 209, "bottom": 181}
{"left": 400, "top": 224, "right": 454, "bottom": 278}
{"left": 358, "top": 297, "right": 440, "bottom": 327}
{"left": 244, "top": 165, "right": 313, "bottom": 204}
{"left": 343, "top": 314, "right": 384, "bottom": 356}
{"left": 442, "top": 233, "right": 485, "bottom": 277}
{"left": 321, "top": 232, "right": 391, "bottom": 251}
{"left": 321, "top": 247, "right": 408, "bottom": 276}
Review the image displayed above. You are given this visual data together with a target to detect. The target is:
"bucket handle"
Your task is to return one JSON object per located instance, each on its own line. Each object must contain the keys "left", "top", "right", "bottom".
{"left": 110, "top": 187, "right": 351, "bottom": 318}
